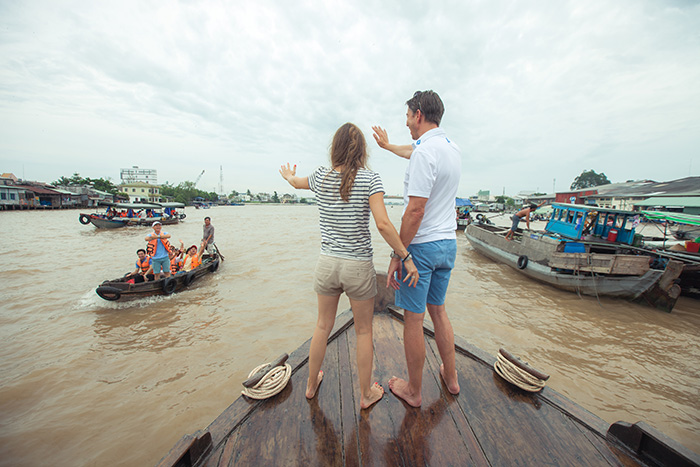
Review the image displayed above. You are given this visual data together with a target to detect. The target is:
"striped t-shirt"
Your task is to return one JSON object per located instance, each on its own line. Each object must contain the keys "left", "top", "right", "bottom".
{"left": 308, "top": 166, "right": 384, "bottom": 260}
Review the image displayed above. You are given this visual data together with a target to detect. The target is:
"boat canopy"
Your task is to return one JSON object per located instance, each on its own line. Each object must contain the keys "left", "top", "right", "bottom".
{"left": 642, "top": 211, "right": 700, "bottom": 226}
{"left": 154, "top": 202, "right": 185, "bottom": 208}
{"left": 455, "top": 198, "right": 473, "bottom": 207}
{"left": 98, "top": 201, "right": 161, "bottom": 209}
{"left": 545, "top": 203, "right": 642, "bottom": 245}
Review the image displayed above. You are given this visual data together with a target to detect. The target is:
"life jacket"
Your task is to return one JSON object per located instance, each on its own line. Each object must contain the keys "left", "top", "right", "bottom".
{"left": 184, "top": 254, "right": 200, "bottom": 271}
{"left": 146, "top": 235, "right": 171, "bottom": 257}
{"left": 136, "top": 256, "right": 151, "bottom": 273}
{"left": 170, "top": 255, "right": 183, "bottom": 274}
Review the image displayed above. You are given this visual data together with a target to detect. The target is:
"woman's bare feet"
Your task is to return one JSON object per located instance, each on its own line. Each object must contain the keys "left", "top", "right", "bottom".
{"left": 440, "top": 364, "right": 460, "bottom": 395}
{"left": 388, "top": 376, "right": 421, "bottom": 407}
{"left": 306, "top": 370, "right": 324, "bottom": 399}
{"left": 360, "top": 382, "right": 384, "bottom": 409}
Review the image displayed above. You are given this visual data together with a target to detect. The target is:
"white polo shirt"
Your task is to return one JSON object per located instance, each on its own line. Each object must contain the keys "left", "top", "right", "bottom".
{"left": 403, "top": 127, "right": 461, "bottom": 244}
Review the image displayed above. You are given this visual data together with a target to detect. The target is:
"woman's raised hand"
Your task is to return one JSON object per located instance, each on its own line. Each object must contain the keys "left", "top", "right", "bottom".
{"left": 279, "top": 163, "right": 297, "bottom": 181}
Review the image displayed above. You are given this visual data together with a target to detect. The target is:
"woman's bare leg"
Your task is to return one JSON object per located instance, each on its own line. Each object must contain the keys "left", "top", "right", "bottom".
{"left": 307, "top": 294, "right": 340, "bottom": 399}
{"left": 349, "top": 296, "right": 384, "bottom": 409}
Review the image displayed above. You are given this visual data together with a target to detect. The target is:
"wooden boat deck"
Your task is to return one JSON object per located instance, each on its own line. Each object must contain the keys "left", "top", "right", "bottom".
{"left": 159, "top": 306, "right": 699, "bottom": 467}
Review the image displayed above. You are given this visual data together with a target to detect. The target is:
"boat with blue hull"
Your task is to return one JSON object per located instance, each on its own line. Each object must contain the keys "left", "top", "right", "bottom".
{"left": 465, "top": 203, "right": 684, "bottom": 312}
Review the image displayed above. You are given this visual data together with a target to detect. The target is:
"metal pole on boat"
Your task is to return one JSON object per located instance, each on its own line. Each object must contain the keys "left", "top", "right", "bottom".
{"left": 663, "top": 221, "right": 667, "bottom": 249}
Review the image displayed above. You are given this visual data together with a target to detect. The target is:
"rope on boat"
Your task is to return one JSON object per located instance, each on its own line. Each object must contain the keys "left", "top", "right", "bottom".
{"left": 241, "top": 362, "right": 292, "bottom": 400}
{"left": 493, "top": 349, "right": 549, "bottom": 393}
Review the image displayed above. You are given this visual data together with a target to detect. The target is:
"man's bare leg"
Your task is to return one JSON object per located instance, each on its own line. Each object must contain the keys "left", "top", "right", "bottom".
{"left": 388, "top": 310, "right": 425, "bottom": 407}
{"left": 427, "top": 303, "right": 460, "bottom": 394}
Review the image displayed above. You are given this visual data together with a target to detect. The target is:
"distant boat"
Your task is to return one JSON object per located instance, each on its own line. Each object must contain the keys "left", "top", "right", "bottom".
{"left": 79, "top": 201, "right": 186, "bottom": 229}
{"left": 465, "top": 203, "right": 683, "bottom": 312}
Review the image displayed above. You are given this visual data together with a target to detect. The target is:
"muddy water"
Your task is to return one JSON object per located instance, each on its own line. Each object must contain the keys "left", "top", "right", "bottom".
{"left": 0, "top": 206, "right": 698, "bottom": 466}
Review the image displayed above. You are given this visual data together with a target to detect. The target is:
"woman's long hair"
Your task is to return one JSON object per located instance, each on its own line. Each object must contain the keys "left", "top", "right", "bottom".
{"left": 330, "top": 123, "right": 368, "bottom": 202}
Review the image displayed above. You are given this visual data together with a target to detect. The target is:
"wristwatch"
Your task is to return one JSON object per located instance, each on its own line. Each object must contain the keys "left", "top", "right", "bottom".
{"left": 390, "top": 251, "right": 412, "bottom": 263}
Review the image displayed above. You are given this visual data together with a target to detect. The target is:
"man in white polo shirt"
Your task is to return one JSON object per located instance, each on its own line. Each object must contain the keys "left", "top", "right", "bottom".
{"left": 373, "top": 90, "right": 461, "bottom": 407}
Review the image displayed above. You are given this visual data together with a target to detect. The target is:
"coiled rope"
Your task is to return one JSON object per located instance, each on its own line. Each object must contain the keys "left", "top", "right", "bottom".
{"left": 241, "top": 362, "right": 292, "bottom": 400}
{"left": 493, "top": 348, "right": 549, "bottom": 393}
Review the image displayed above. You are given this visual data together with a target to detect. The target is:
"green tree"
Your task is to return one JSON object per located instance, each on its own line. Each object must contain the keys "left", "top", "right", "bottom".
{"left": 272, "top": 191, "right": 280, "bottom": 203}
{"left": 570, "top": 170, "right": 611, "bottom": 190}
{"left": 53, "top": 173, "right": 119, "bottom": 194}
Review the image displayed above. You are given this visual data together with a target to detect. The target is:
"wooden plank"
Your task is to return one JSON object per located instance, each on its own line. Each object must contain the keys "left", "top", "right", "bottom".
{"left": 346, "top": 310, "right": 405, "bottom": 465}
{"left": 449, "top": 350, "right": 617, "bottom": 466}
{"left": 376, "top": 314, "right": 481, "bottom": 466}
{"left": 203, "top": 311, "right": 355, "bottom": 451}
{"left": 228, "top": 337, "right": 343, "bottom": 465}
{"left": 336, "top": 331, "right": 359, "bottom": 466}
{"left": 213, "top": 429, "right": 238, "bottom": 467}
{"left": 424, "top": 333, "right": 490, "bottom": 466}
{"left": 549, "top": 253, "right": 650, "bottom": 275}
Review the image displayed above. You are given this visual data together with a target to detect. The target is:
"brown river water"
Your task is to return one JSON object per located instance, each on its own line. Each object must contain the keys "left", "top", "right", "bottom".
{"left": 0, "top": 206, "right": 698, "bottom": 466}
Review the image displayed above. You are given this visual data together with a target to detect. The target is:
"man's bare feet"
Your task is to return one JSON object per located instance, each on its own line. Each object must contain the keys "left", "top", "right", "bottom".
{"left": 360, "top": 382, "right": 384, "bottom": 409}
{"left": 440, "top": 364, "right": 460, "bottom": 395}
{"left": 388, "top": 376, "right": 421, "bottom": 407}
{"left": 306, "top": 370, "right": 323, "bottom": 399}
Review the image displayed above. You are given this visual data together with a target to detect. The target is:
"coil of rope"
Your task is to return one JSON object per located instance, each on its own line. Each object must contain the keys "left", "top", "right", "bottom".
{"left": 493, "top": 348, "right": 549, "bottom": 393}
{"left": 241, "top": 353, "right": 292, "bottom": 400}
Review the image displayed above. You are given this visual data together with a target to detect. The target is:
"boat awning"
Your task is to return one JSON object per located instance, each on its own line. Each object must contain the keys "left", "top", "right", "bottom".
{"left": 642, "top": 211, "right": 700, "bottom": 226}
{"left": 154, "top": 202, "right": 185, "bottom": 208}
{"left": 98, "top": 201, "right": 161, "bottom": 209}
{"left": 635, "top": 196, "right": 700, "bottom": 208}
{"left": 455, "top": 198, "right": 473, "bottom": 207}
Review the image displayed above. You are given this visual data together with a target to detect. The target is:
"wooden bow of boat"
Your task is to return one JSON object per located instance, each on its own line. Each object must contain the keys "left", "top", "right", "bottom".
{"left": 155, "top": 277, "right": 699, "bottom": 467}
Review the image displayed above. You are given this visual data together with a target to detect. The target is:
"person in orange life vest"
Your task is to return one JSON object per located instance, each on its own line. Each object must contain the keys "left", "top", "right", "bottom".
{"left": 126, "top": 249, "right": 155, "bottom": 283}
{"left": 182, "top": 244, "right": 201, "bottom": 272}
{"left": 145, "top": 221, "right": 172, "bottom": 279}
{"left": 169, "top": 240, "right": 185, "bottom": 274}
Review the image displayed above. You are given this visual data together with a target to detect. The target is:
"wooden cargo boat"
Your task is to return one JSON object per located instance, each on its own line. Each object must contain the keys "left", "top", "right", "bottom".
{"left": 79, "top": 202, "right": 186, "bottom": 229}
{"left": 156, "top": 298, "right": 699, "bottom": 466}
{"left": 465, "top": 203, "right": 684, "bottom": 312}
{"left": 95, "top": 250, "right": 222, "bottom": 301}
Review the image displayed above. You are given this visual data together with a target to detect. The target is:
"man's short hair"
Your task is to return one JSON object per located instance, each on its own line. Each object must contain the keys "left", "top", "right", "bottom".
{"left": 137, "top": 249, "right": 146, "bottom": 255}
{"left": 529, "top": 204, "right": 537, "bottom": 210}
{"left": 406, "top": 90, "right": 445, "bottom": 126}
{"left": 204, "top": 216, "right": 211, "bottom": 221}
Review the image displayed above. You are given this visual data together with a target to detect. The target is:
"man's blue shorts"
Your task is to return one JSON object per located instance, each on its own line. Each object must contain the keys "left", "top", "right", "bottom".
{"left": 151, "top": 256, "right": 171, "bottom": 274}
{"left": 396, "top": 239, "right": 456, "bottom": 314}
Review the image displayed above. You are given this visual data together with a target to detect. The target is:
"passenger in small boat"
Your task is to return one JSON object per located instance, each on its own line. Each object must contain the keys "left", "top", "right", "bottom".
{"left": 126, "top": 249, "right": 154, "bottom": 283}
{"left": 181, "top": 244, "right": 201, "bottom": 272}
{"left": 145, "top": 221, "right": 171, "bottom": 280}
{"left": 202, "top": 217, "right": 215, "bottom": 255}
{"left": 169, "top": 241, "right": 185, "bottom": 274}
{"left": 373, "top": 90, "right": 462, "bottom": 407}
{"left": 280, "top": 122, "right": 418, "bottom": 410}
{"left": 505, "top": 202, "right": 545, "bottom": 241}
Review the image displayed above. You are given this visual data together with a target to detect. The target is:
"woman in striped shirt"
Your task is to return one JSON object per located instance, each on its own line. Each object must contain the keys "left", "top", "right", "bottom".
{"left": 280, "top": 122, "right": 418, "bottom": 409}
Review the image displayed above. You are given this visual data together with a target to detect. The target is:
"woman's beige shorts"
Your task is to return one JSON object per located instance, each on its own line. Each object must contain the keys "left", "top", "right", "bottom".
{"left": 313, "top": 254, "right": 377, "bottom": 301}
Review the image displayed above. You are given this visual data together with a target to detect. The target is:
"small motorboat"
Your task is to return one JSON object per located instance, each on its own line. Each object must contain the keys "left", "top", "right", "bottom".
{"left": 95, "top": 250, "right": 223, "bottom": 301}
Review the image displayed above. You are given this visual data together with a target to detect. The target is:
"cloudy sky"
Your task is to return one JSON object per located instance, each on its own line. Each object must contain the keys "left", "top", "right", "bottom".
{"left": 1, "top": 0, "right": 699, "bottom": 197}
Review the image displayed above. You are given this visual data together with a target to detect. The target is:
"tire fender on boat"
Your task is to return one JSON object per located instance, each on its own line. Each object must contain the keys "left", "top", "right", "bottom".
{"left": 79, "top": 214, "right": 91, "bottom": 225}
{"left": 179, "top": 213, "right": 186, "bottom": 220}
{"left": 183, "top": 271, "right": 197, "bottom": 287}
{"left": 210, "top": 259, "right": 219, "bottom": 272}
{"left": 517, "top": 255, "right": 529, "bottom": 269}
{"left": 162, "top": 277, "right": 177, "bottom": 295}
{"left": 96, "top": 286, "right": 121, "bottom": 301}
{"left": 476, "top": 214, "right": 485, "bottom": 221}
